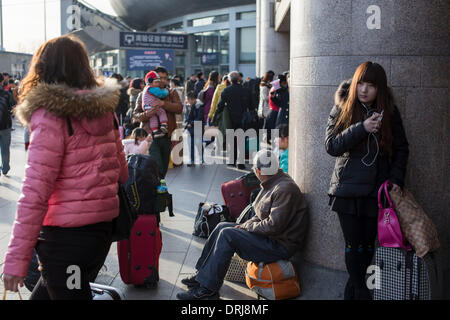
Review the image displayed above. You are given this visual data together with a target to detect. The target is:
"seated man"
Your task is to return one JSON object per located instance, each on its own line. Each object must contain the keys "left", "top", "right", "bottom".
{"left": 177, "top": 149, "right": 309, "bottom": 300}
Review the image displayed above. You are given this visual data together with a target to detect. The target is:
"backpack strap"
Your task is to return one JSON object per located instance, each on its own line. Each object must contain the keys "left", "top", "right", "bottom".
{"left": 66, "top": 117, "right": 74, "bottom": 136}
{"left": 113, "top": 113, "right": 119, "bottom": 130}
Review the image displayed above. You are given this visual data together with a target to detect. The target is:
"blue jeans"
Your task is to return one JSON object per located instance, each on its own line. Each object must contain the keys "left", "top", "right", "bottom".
{"left": 195, "top": 222, "right": 290, "bottom": 292}
{"left": 0, "top": 128, "right": 11, "bottom": 174}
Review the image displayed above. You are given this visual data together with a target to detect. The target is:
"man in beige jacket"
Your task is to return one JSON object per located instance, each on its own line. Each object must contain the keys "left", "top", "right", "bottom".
{"left": 177, "top": 149, "right": 309, "bottom": 300}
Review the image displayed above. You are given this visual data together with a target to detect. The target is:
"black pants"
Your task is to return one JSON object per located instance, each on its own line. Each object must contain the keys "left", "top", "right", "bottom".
{"left": 149, "top": 134, "right": 172, "bottom": 178}
{"left": 30, "top": 221, "right": 113, "bottom": 300}
{"left": 264, "top": 109, "right": 278, "bottom": 144}
{"left": 227, "top": 123, "right": 244, "bottom": 165}
{"left": 337, "top": 213, "right": 377, "bottom": 300}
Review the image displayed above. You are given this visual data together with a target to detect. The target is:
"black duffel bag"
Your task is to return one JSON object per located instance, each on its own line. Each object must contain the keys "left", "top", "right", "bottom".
{"left": 193, "top": 203, "right": 233, "bottom": 238}
{"left": 111, "top": 183, "right": 138, "bottom": 242}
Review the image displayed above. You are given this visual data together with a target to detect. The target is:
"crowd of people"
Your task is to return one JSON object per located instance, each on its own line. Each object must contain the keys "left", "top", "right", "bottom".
{"left": 104, "top": 66, "right": 291, "bottom": 173}
{"left": 0, "top": 34, "right": 410, "bottom": 302}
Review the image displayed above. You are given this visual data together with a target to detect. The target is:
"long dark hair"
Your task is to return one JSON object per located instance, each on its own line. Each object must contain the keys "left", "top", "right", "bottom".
{"left": 203, "top": 70, "right": 220, "bottom": 90}
{"left": 131, "top": 128, "right": 148, "bottom": 145}
{"left": 129, "top": 78, "right": 143, "bottom": 90}
{"left": 19, "top": 35, "right": 98, "bottom": 103}
{"left": 335, "top": 62, "right": 394, "bottom": 154}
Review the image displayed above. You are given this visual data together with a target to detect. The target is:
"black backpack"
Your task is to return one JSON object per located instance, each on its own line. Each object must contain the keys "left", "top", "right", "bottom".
{"left": 124, "top": 154, "right": 161, "bottom": 215}
{"left": 0, "top": 90, "right": 12, "bottom": 130}
{"left": 193, "top": 203, "right": 232, "bottom": 238}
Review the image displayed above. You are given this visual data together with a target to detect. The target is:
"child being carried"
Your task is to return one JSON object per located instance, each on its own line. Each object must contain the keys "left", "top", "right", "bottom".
{"left": 142, "top": 71, "right": 170, "bottom": 138}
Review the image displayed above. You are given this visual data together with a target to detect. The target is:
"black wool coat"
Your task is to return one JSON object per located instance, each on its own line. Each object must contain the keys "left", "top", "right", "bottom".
{"left": 325, "top": 104, "right": 409, "bottom": 198}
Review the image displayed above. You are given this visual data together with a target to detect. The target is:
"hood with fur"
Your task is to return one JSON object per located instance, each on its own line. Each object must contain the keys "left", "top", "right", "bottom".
{"left": 127, "top": 87, "right": 141, "bottom": 97}
{"left": 14, "top": 79, "right": 121, "bottom": 126}
{"left": 334, "top": 79, "right": 351, "bottom": 107}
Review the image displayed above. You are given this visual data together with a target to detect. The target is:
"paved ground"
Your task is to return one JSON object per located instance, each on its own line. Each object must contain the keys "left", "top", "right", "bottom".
{"left": 0, "top": 121, "right": 259, "bottom": 300}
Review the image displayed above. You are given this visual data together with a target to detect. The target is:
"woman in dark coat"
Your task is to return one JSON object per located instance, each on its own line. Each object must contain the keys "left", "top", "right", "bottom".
{"left": 265, "top": 73, "right": 288, "bottom": 144}
{"left": 126, "top": 78, "right": 143, "bottom": 125}
{"left": 325, "top": 62, "right": 409, "bottom": 300}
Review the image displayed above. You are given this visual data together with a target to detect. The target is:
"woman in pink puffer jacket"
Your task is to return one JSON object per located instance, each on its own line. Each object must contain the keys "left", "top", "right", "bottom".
{"left": 2, "top": 35, "right": 128, "bottom": 299}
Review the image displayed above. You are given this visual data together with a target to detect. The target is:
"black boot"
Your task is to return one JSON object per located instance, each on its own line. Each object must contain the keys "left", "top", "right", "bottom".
{"left": 344, "top": 279, "right": 355, "bottom": 300}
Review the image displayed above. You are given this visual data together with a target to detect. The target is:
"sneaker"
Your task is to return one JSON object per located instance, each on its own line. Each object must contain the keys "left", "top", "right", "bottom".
{"left": 187, "top": 163, "right": 195, "bottom": 167}
{"left": 181, "top": 274, "right": 200, "bottom": 288}
{"left": 237, "top": 164, "right": 246, "bottom": 170}
{"left": 176, "top": 286, "right": 219, "bottom": 300}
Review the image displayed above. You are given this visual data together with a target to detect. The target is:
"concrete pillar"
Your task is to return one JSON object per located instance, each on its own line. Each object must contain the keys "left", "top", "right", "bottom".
{"left": 256, "top": 0, "right": 290, "bottom": 77}
{"left": 0, "top": 0, "right": 3, "bottom": 51}
{"left": 289, "top": 0, "right": 450, "bottom": 296}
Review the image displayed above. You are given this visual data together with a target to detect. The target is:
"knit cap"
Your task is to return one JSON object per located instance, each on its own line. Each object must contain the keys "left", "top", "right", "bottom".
{"left": 145, "top": 71, "right": 160, "bottom": 84}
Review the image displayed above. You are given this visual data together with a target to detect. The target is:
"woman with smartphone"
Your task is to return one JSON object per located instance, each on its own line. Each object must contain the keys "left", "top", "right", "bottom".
{"left": 325, "top": 62, "right": 409, "bottom": 300}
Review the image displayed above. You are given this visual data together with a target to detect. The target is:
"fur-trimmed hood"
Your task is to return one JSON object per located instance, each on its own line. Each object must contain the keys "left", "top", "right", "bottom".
{"left": 14, "top": 79, "right": 121, "bottom": 126}
{"left": 127, "top": 87, "right": 141, "bottom": 97}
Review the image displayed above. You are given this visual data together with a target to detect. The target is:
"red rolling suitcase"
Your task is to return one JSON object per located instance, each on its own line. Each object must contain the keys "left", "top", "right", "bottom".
{"left": 221, "top": 175, "right": 260, "bottom": 220}
{"left": 118, "top": 214, "right": 162, "bottom": 287}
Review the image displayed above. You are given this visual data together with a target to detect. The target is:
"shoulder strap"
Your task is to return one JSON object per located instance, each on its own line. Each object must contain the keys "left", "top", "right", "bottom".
{"left": 66, "top": 117, "right": 74, "bottom": 136}
{"left": 113, "top": 113, "right": 119, "bottom": 130}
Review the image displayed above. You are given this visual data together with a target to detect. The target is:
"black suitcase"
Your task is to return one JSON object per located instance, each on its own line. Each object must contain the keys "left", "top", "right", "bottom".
{"left": 372, "top": 247, "right": 433, "bottom": 300}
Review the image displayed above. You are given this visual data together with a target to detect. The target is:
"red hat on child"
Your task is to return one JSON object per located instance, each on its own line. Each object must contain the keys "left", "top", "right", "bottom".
{"left": 145, "top": 71, "right": 160, "bottom": 84}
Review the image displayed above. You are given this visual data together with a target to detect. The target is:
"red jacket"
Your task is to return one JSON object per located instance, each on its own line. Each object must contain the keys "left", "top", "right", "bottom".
{"left": 269, "top": 87, "right": 280, "bottom": 112}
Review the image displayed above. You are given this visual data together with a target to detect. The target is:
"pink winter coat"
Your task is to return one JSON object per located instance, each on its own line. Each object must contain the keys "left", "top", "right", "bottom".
{"left": 2, "top": 80, "right": 128, "bottom": 277}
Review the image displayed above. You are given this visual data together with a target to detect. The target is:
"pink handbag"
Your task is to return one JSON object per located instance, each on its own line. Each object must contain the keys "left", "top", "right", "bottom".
{"left": 377, "top": 180, "right": 411, "bottom": 250}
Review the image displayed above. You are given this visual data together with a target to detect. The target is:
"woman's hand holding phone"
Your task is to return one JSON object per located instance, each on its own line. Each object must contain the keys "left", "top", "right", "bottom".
{"left": 363, "top": 113, "right": 381, "bottom": 133}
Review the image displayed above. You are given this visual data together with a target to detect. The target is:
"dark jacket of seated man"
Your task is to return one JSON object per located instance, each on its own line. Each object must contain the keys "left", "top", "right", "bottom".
{"left": 239, "top": 168, "right": 308, "bottom": 257}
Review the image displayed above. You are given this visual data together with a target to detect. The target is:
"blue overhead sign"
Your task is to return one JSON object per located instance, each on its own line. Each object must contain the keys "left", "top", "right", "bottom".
{"left": 120, "top": 32, "right": 188, "bottom": 50}
{"left": 126, "top": 49, "right": 175, "bottom": 71}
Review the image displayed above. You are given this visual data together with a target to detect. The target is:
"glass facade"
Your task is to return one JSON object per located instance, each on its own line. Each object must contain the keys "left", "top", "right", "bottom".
{"left": 238, "top": 27, "right": 256, "bottom": 63}
{"left": 188, "top": 14, "right": 229, "bottom": 27}
{"left": 237, "top": 11, "right": 256, "bottom": 20}
{"left": 87, "top": 5, "right": 256, "bottom": 82}
{"left": 161, "top": 22, "right": 184, "bottom": 32}
{"left": 220, "top": 29, "right": 229, "bottom": 65}
{"left": 191, "top": 29, "right": 229, "bottom": 77}
{"left": 90, "top": 50, "right": 121, "bottom": 76}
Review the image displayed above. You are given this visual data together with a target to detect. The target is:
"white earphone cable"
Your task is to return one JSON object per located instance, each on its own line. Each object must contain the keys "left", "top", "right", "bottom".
{"left": 360, "top": 103, "right": 380, "bottom": 167}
